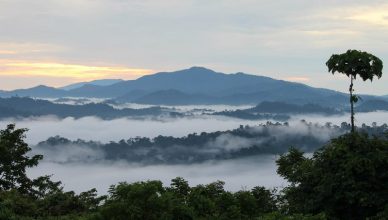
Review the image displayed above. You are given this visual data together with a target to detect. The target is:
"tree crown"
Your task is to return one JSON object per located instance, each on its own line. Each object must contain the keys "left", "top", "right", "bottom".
{"left": 326, "top": 49, "right": 383, "bottom": 81}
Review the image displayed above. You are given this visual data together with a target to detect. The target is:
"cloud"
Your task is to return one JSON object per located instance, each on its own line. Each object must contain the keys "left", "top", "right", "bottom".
{"left": 0, "top": 50, "right": 17, "bottom": 55}
{"left": 3, "top": 60, "right": 151, "bottom": 78}
{"left": 206, "top": 133, "right": 259, "bottom": 152}
{"left": 7, "top": 110, "right": 386, "bottom": 195}
{"left": 1, "top": 110, "right": 386, "bottom": 146}
{"left": 28, "top": 155, "right": 286, "bottom": 195}
{"left": 33, "top": 143, "right": 105, "bottom": 163}
{"left": 0, "top": 115, "right": 266, "bottom": 145}
{"left": 345, "top": 5, "right": 388, "bottom": 27}
{"left": 283, "top": 76, "right": 310, "bottom": 82}
{"left": 0, "top": 59, "right": 152, "bottom": 85}
{"left": 0, "top": 1, "right": 387, "bottom": 94}
{"left": 19, "top": 111, "right": 387, "bottom": 167}
{"left": 28, "top": 119, "right": 344, "bottom": 166}
{"left": 0, "top": 42, "right": 65, "bottom": 56}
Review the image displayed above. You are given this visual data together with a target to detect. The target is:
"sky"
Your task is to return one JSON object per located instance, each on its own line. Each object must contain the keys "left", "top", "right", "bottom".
{"left": 0, "top": 0, "right": 388, "bottom": 95}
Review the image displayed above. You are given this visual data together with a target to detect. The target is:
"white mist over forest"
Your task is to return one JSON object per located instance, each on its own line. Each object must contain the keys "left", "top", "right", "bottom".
{"left": 0, "top": 107, "right": 386, "bottom": 194}
{"left": 28, "top": 156, "right": 285, "bottom": 195}
{"left": 0, "top": 111, "right": 386, "bottom": 145}
{"left": 0, "top": 115, "right": 265, "bottom": 145}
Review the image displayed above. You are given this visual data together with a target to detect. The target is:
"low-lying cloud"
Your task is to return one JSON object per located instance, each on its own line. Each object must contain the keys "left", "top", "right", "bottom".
{"left": 3, "top": 111, "right": 387, "bottom": 196}
{"left": 32, "top": 120, "right": 350, "bottom": 165}
{"left": 27, "top": 155, "right": 286, "bottom": 195}
{"left": 0, "top": 115, "right": 271, "bottom": 145}
{"left": 1, "top": 112, "right": 386, "bottom": 145}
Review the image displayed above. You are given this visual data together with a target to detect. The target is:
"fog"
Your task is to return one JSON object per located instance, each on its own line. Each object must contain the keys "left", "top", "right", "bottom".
{"left": 0, "top": 115, "right": 272, "bottom": 145}
{"left": 42, "top": 97, "right": 108, "bottom": 105}
{"left": 45, "top": 97, "right": 255, "bottom": 112}
{"left": 28, "top": 155, "right": 286, "bottom": 195}
{"left": 290, "top": 111, "right": 388, "bottom": 126}
{"left": 0, "top": 111, "right": 386, "bottom": 145}
{"left": 113, "top": 104, "right": 254, "bottom": 112}
{"left": 32, "top": 121, "right": 342, "bottom": 164}
{"left": 2, "top": 110, "right": 387, "bottom": 196}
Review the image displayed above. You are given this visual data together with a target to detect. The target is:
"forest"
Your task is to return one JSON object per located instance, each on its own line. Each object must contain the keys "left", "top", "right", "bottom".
{"left": 1, "top": 123, "right": 387, "bottom": 220}
{"left": 35, "top": 121, "right": 387, "bottom": 164}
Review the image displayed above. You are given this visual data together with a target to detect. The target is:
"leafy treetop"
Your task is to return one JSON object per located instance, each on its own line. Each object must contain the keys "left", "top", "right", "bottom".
{"left": 326, "top": 49, "right": 383, "bottom": 81}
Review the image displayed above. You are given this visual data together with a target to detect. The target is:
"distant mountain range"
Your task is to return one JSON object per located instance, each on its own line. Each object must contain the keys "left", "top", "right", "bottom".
{"left": 356, "top": 100, "right": 388, "bottom": 112}
{"left": 59, "top": 79, "right": 123, "bottom": 90}
{"left": 0, "top": 67, "right": 386, "bottom": 106}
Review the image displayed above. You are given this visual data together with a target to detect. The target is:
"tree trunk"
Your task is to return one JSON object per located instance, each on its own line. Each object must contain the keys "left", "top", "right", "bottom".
{"left": 349, "top": 76, "right": 355, "bottom": 133}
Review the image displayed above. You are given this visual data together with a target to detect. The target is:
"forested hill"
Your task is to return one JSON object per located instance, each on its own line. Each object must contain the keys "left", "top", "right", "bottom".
{"left": 2, "top": 97, "right": 388, "bottom": 120}
{"left": 0, "top": 97, "right": 173, "bottom": 119}
{"left": 213, "top": 102, "right": 343, "bottom": 120}
{"left": 34, "top": 122, "right": 388, "bottom": 165}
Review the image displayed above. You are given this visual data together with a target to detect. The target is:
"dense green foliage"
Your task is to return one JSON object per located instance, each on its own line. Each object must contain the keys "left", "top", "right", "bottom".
{"left": 0, "top": 124, "right": 42, "bottom": 193}
{"left": 277, "top": 132, "right": 388, "bottom": 220}
{"left": 1, "top": 124, "right": 388, "bottom": 219}
{"left": 94, "top": 179, "right": 327, "bottom": 220}
{"left": 98, "top": 179, "right": 273, "bottom": 219}
{"left": 0, "top": 124, "right": 105, "bottom": 219}
{"left": 326, "top": 50, "right": 383, "bottom": 81}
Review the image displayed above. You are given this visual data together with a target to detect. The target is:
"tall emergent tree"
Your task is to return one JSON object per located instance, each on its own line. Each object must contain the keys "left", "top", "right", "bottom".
{"left": 326, "top": 49, "right": 383, "bottom": 132}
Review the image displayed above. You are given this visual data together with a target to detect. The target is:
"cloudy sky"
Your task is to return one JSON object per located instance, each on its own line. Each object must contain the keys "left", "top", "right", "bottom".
{"left": 0, "top": 0, "right": 387, "bottom": 95}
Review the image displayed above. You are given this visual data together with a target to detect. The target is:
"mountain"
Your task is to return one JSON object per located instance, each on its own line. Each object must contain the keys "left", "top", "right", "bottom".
{"left": 0, "top": 85, "right": 67, "bottom": 98}
{"left": 134, "top": 89, "right": 217, "bottom": 105}
{"left": 66, "top": 84, "right": 107, "bottom": 97}
{"left": 108, "top": 67, "right": 339, "bottom": 97}
{"left": 112, "top": 90, "right": 149, "bottom": 103}
{"left": 106, "top": 66, "right": 352, "bottom": 106}
{"left": 357, "top": 100, "right": 388, "bottom": 112}
{"left": 60, "top": 79, "right": 123, "bottom": 90}
{"left": 0, "top": 67, "right": 384, "bottom": 106}
{"left": 0, "top": 105, "right": 31, "bottom": 118}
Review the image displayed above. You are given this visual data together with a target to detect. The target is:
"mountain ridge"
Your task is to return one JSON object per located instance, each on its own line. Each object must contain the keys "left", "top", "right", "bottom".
{"left": 0, "top": 66, "right": 383, "bottom": 106}
{"left": 60, "top": 79, "right": 124, "bottom": 91}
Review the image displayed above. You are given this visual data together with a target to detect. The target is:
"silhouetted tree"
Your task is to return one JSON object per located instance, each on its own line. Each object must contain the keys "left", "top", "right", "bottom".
{"left": 326, "top": 49, "right": 383, "bottom": 132}
{"left": 0, "top": 124, "right": 104, "bottom": 219}
{"left": 0, "top": 124, "right": 42, "bottom": 194}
